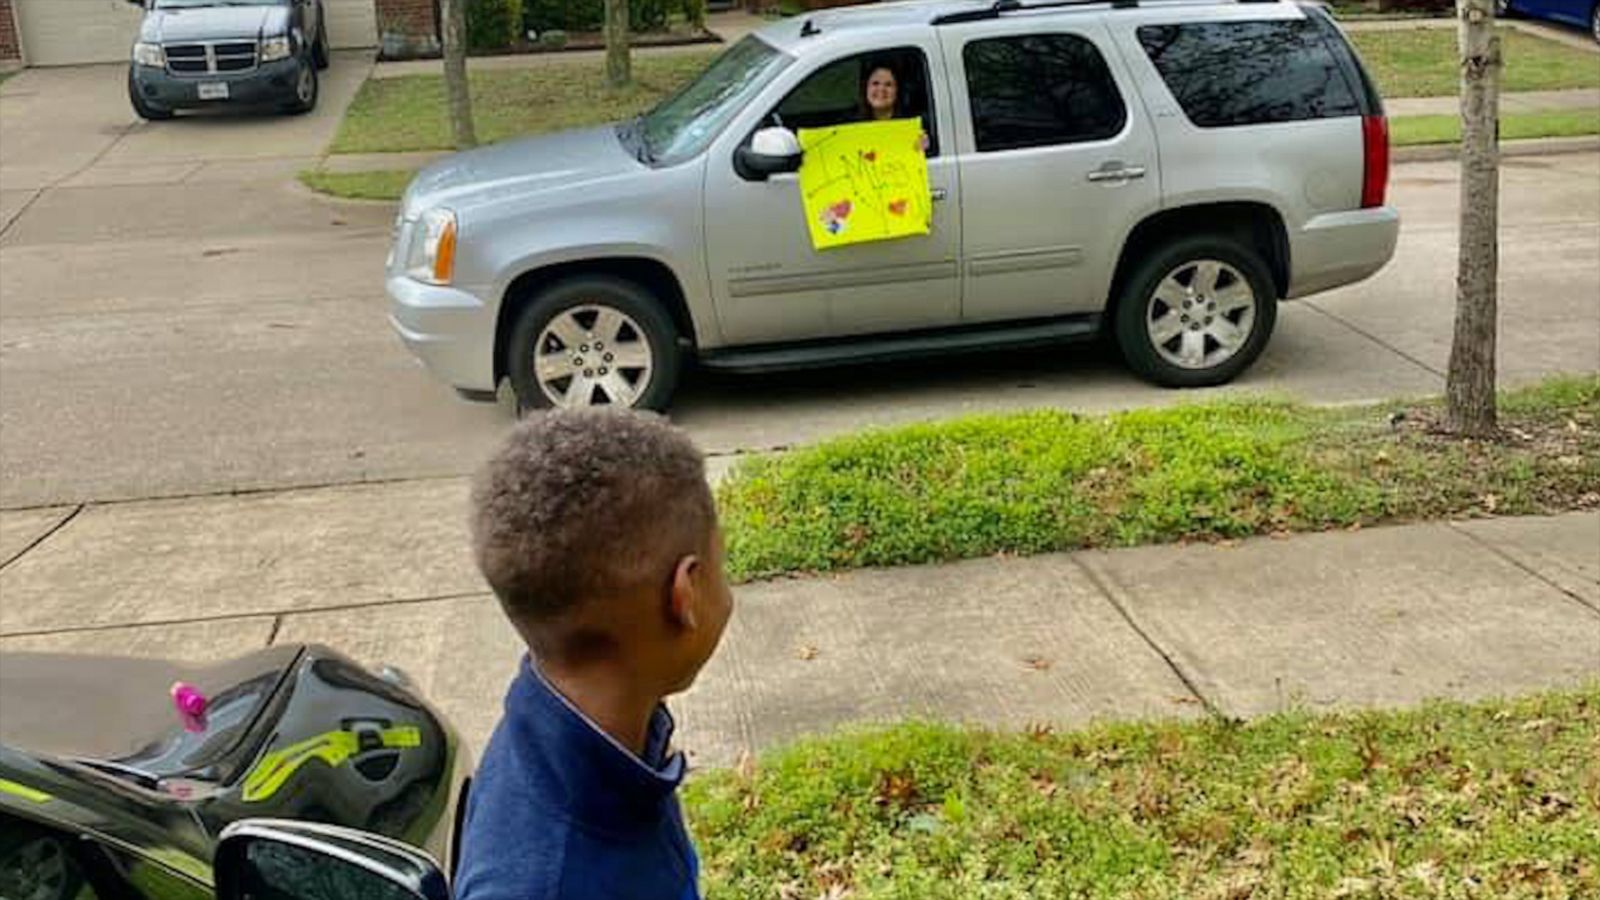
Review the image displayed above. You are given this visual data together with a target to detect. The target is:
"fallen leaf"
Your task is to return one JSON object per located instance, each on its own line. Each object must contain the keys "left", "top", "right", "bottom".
{"left": 796, "top": 644, "right": 819, "bottom": 661}
{"left": 1032, "top": 774, "right": 1059, "bottom": 798}
{"left": 1021, "top": 654, "right": 1052, "bottom": 671}
{"left": 1482, "top": 494, "right": 1499, "bottom": 513}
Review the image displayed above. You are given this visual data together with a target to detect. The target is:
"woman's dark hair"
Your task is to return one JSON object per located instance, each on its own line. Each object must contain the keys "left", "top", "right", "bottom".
{"left": 857, "top": 58, "right": 908, "bottom": 121}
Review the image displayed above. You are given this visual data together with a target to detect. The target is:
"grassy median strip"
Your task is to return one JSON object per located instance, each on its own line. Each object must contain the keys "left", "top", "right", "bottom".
{"left": 686, "top": 686, "right": 1600, "bottom": 898}
{"left": 330, "top": 52, "right": 717, "bottom": 154}
{"left": 1350, "top": 29, "right": 1600, "bottom": 98}
{"left": 1391, "top": 108, "right": 1600, "bottom": 146}
{"left": 297, "top": 169, "right": 416, "bottom": 202}
{"left": 717, "top": 376, "right": 1600, "bottom": 582}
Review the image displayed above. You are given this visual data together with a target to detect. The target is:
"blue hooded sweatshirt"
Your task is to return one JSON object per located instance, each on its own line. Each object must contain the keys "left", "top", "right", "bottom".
{"left": 455, "top": 658, "right": 699, "bottom": 900}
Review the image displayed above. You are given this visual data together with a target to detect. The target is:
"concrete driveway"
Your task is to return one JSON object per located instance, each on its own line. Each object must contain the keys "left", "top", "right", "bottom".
{"left": 0, "top": 50, "right": 371, "bottom": 199}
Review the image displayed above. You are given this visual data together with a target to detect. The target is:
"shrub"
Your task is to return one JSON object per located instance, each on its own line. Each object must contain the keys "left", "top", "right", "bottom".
{"left": 525, "top": 0, "right": 697, "bottom": 34}
{"left": 467, "top": 0, "right": 525, "bottom": 50}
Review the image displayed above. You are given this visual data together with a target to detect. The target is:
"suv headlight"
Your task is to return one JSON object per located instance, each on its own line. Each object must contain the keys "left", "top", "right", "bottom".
{"left": 407, "top": 209, "right": 458, "bottom": 285}
{"left": 133, "top": 42, "right": 165, "bottom": 68}
{"left": 260, "top": 36, "right": 293, "bottom": 63}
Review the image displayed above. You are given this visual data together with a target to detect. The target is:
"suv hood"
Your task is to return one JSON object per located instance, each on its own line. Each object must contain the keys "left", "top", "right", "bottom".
{"left": 142, "top": 5, "right": 289, "bottom": 43}
{"left": 403, "top": 125, "right": 642, "bottom": 218}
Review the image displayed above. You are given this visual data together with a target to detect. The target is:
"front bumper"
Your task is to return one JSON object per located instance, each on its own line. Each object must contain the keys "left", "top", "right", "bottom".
{"left": 387, "top": 275, "right": 498, "bottom": 393}
{"left": 1287, "top": 206, "right": 1401, "bottom": 299}
{"left": 129, "top": 56, "right": 305, "bottom": 110}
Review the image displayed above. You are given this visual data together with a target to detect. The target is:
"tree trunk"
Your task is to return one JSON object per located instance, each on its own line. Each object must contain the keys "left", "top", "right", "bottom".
{"left": 605, "top": 0, "right": 631, "bottom": 87}
{"left": 441, "top": 0, "right": 477, "bottom": 150}
{"left": 1446, "top": 0, "right": 1501, "bottom": 436}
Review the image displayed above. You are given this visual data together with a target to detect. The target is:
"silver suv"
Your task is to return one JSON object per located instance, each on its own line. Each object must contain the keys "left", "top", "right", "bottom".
{"left": 387, "top": 0, "right": 1398, "bottom": 411}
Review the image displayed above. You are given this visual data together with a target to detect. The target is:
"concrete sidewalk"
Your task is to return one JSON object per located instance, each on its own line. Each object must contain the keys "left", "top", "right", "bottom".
{"left": 2, "top": 485, "right": 1595, "bottom": 769}
{"left": 1388, "top": 88, "right": 1600, "bottom": 117}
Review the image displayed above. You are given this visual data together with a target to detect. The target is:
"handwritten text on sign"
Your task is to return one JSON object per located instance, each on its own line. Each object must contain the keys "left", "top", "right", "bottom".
{"left": 796, "top": 120, "right": 932, "bottom": 251}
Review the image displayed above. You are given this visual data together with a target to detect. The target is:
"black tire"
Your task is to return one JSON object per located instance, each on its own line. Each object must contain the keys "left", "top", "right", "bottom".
{"left": 0, "top": 825, "right": 86, "bottom": 900}
{"left": 1494, "top": 0, "right": 1517, "bottom": 17}
{"left": 314, "top": 14, "right": 331, "bottom": 70}
{"left": 283, "top": 59, "right": 318, "bottom": 114}
{"left": 128, "top": 70, "right": 173, "bottom": 121}
{"left": 1113, "top": 234, "right": 1278, "bottom": 388}
{"left": 507, "top": 276, "right": 682, "bottom": 412}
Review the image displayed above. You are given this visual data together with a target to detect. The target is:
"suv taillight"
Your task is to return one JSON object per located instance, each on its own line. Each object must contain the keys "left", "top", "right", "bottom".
{"left": 1362, "top": 115, "right": 1389, "bottom": 209}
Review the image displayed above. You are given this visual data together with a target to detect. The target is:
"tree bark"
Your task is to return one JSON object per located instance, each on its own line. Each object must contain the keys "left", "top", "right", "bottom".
{"left": 441, "top": 0, "right": 477, "bottom": 150}
{"left": 605, "top": 0, "right": 631, "bottom": 87}
{"left": 1447, "top": 0, "right": 1501, "bottom": 436}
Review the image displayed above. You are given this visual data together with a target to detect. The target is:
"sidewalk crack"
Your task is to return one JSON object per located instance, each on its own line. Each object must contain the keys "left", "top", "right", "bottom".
{"left": 1070, "top": 556, "right": 1223, "bottom": 719}
{"left": 0, "top": 504, "right": 84, "bottom": 572}
{"left": 1446, "top": 520, "right": 1600, "bottom": 618}
{"left": 1301, "top": 301, "right": 1446, "bottom": 379}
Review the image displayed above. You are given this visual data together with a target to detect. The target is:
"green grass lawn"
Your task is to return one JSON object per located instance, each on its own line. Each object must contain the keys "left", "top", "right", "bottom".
{"left": 717, "top": 376, "right": 1600, "bottom": 582}
{"left": 298, "top": 169, "right": 417, "bottom": 201}
{"left": 1350, "top": 29, "right": 1600, "bottom": 98}
{"left": 686, "top": 686, "right": 1600, "bottom": 898}
{"left": 1391, "top": 108, "right": 1600, "bottom": 145}
{"left": 330, "top": 52, "right": 717, "bottom": 154}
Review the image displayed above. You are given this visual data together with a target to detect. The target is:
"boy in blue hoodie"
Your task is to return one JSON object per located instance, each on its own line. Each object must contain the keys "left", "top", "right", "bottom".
{"left": 456, "top": 409, "right": 734, "bottom": 900}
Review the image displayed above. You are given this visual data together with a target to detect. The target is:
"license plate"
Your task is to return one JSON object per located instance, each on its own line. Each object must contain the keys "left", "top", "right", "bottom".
{"left": 197, "top": 82, "right": 229, "bottom": 101}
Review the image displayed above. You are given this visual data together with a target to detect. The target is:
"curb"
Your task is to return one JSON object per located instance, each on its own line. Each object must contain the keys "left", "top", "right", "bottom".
{"left": 1393, "top": 134, "right": 1600, "bottom": 162}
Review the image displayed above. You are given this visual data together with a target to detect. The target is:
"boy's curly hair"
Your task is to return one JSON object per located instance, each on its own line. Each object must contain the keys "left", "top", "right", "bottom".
{"left": 471, "top": 410, "right": 714, "bottom": 627}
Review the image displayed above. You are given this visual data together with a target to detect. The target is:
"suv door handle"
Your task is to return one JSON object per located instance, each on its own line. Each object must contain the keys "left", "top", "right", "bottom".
{"left": 1087, "top": 164, "right": 1147, "bottom": 183}
{"left": 930, "top": 187, "right": 948, "bottom": 202}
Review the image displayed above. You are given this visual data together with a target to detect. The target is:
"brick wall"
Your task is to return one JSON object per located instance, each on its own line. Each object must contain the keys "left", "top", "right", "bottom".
{"left": 375, "top": 0, "right": 441, "bottom": 59}
{"left": 0, "top": 0, "right": 20, "bottom": 64}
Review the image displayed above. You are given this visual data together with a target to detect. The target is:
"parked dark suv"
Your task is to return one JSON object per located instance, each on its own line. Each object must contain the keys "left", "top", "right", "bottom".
{"left": 126, "top": 0, "right": 330, "bottom": 120}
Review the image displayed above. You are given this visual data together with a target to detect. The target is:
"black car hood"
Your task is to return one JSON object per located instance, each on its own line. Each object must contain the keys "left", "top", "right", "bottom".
{"left": 141, "top": 5, "right": 289, "bottom": 43}
{"left": 0, "top": 646, "right": 302, "bottom": 783}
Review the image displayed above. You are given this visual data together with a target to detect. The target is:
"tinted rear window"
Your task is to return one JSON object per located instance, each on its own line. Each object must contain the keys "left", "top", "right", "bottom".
{"left": 1138, "top": 20, "right": 1361, "bottom": 128}
{"left": 963, "top": 34, "right": 1126, "bottom": 152}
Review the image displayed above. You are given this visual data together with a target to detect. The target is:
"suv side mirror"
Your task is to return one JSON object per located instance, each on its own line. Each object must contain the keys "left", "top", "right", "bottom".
{"left": 735, "top": 126, "right": 803, "bottom": 181}
{"left": 215, "top": 819, "right": 449, "bottom": 900}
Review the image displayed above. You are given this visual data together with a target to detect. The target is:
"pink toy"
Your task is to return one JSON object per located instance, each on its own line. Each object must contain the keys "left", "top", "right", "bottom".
{"left": 170, "top": 681, "right": 208, "bottom": 731}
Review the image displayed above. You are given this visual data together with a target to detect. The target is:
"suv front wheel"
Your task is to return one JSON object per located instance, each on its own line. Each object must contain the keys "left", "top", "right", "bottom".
{"left": 507, "top": 276, "right": 682, "bottom": 412}
{"left": 1114, "top": 235, "right": 1278, "bottom": 388}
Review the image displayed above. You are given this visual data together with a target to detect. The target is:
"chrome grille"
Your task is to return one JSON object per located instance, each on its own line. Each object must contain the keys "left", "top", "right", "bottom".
{"left": 164, "top": 41, "right": 258, "bottom": 76}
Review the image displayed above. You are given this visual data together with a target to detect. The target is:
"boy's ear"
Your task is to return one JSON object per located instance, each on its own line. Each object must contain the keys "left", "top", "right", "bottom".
{"left": 666, "top": 555, "right": 701, "bottom": 630}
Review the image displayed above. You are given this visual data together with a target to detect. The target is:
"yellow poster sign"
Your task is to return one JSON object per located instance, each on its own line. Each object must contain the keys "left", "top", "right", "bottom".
{"left": 797, "top": 120, "right": 931, "bottom": 251}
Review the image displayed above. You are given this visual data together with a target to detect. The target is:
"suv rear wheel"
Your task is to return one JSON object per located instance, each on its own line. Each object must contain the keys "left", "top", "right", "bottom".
{"left": 507, "top": 276, "right": 682, "bottom": 412}
{"left": 1114, "top": 235, "right": 1277, "bottom": 388}
{"left": 314, "top": 13, "right": 331, "bottom": 70}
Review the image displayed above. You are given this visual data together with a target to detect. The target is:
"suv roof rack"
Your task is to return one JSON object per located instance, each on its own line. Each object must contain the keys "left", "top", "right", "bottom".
{"left": 932, "top": 0, "right": 1278, "bottom": 26}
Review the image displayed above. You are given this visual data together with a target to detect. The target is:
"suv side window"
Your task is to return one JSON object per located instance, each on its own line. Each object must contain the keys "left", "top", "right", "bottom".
{"left": 770, "top": 47, "right": 940, "bottom": 156}
{"left": 1138, "top": 20, "right": 1362, "bottom": 127}
{"left": 962, "top": 34, "right": 1126, "bottom": 153}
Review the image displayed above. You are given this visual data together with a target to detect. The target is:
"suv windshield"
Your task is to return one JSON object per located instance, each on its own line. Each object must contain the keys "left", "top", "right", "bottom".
{"left": 634, "top": 36, "right": 792, "bottom": 166}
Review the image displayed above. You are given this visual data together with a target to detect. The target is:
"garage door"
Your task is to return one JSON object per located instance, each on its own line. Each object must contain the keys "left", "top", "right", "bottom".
{"left": 325, "top": 0, "right": 378, "bottom": 50}
{"left": 14, "top": 0, "right": 375, "bottom": 67}
{"left": 15, "top": 0, "right": 143, "bottom": 67}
